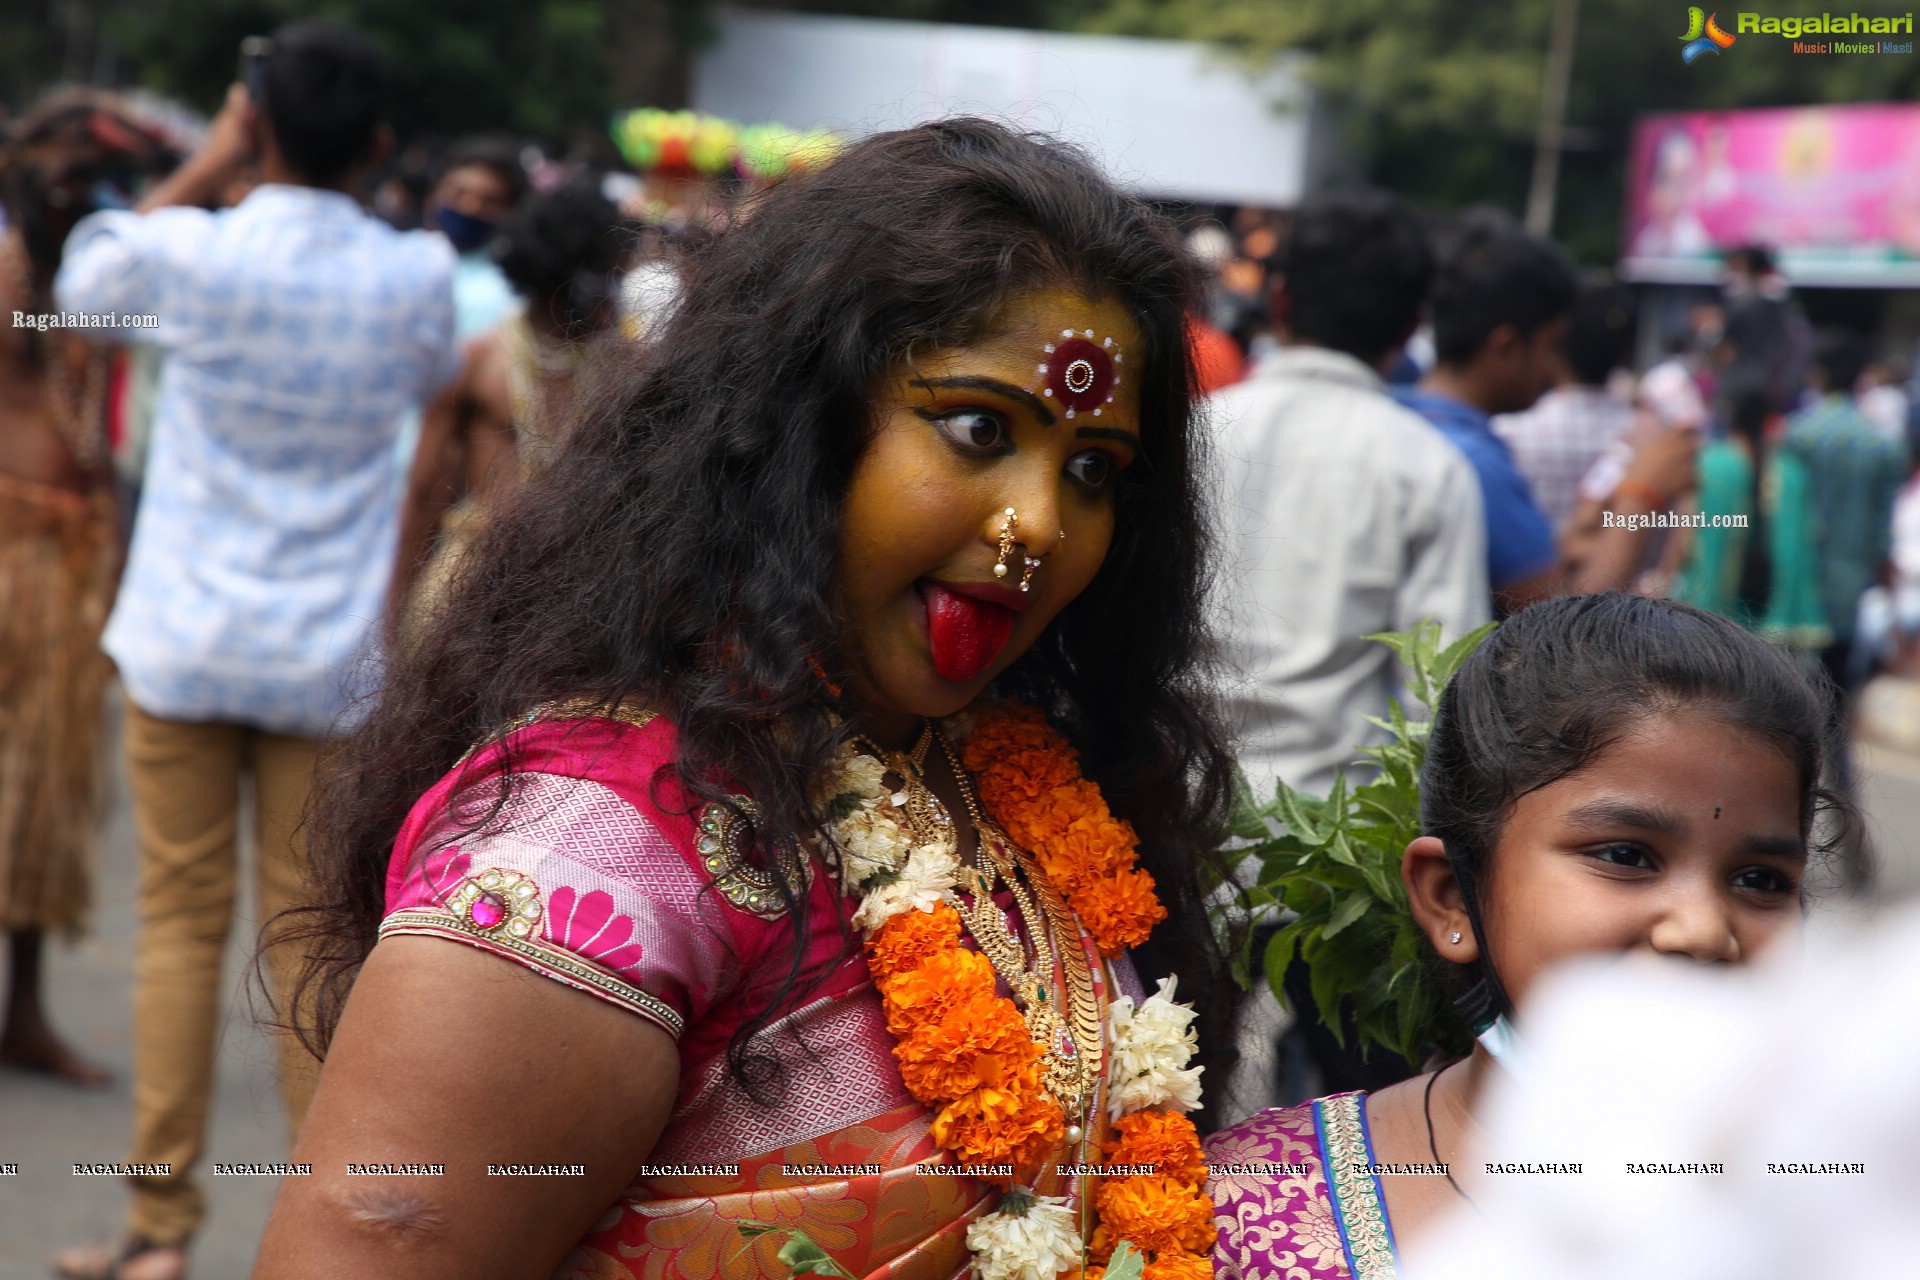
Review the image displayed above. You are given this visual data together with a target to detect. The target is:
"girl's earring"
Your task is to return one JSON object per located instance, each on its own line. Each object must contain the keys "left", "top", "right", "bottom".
{"left": 1449, "top": 931, "right": 1463, "bottom": 945}
{"left": 993, "top": 508, "right": 1018, "bottom": 580}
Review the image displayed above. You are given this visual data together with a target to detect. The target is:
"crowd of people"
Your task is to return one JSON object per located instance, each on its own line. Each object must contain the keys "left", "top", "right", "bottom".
{"left": 0, "top": 15, "right": 1910, "bottom": 1280}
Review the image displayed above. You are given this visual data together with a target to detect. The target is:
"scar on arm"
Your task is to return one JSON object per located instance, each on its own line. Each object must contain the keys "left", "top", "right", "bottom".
{"left": 330, "top": 1184, "right": 449, "bottom": 1244}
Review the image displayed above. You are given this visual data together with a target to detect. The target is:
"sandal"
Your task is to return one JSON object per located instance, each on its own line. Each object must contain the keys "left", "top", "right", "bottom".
{"left": 51, "top": 1235, "right": 188, "bottom": 1280}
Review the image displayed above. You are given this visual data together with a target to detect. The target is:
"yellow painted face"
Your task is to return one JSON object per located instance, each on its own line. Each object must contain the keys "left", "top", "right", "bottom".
{"left": 836, "top": 288, "right": 1143, "bottom": 726}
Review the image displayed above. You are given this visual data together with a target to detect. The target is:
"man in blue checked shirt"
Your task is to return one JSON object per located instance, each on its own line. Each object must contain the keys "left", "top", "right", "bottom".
{"left": 52, "top": 22, "right": 456, "bottom": 1279}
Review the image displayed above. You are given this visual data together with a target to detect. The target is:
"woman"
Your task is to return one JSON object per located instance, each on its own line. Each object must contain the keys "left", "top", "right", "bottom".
{"left": 1207, "top": 594, "right": 1835, "bottom": 1278}
{"left": 0, "top": 91, "right": 167, "bottom": 1089}
{"left": 254, "top": 119, "right": 1238, "bottom": 1279}
{"left": 1672, "top": 375, "right": 1828, "bottom": 653}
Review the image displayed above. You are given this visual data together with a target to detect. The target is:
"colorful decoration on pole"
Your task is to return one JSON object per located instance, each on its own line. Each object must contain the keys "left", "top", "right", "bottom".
{"left": 611, "top": 109, "right": 843, "bottom": 182}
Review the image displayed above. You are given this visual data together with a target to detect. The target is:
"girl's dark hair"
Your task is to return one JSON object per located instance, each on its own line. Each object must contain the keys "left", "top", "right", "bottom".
{"left": 1420, "top": 593, "right": 1837, "bottom": 1024}
{"left": 285, "top": 118, "right": 1240, "bottom": 1111}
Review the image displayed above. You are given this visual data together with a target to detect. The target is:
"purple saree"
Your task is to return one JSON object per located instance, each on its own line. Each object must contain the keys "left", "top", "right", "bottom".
{"left": 1204, "top": 1093, "right": 1400, "bottom": 1280}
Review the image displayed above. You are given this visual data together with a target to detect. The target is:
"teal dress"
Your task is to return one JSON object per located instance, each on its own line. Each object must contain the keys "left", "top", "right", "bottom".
{"left": 1675, "top": 440, "right": 1830, "bottom": 650}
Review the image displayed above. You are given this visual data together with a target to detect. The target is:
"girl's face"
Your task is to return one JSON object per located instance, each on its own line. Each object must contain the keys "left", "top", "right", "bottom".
{"left": 837, "top": 288, "right": 1144, "bottom": 734}
{"left": 1470, "top": 709, "right": 1807, "bottom": 1008}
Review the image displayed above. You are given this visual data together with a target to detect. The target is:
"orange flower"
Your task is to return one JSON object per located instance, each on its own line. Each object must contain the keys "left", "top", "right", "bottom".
{"left": 963, "top": 706, "right": 1165, "bottom": 957}
{"left": 928, "top": 1071, "right": 1064, "bottom": 1174}
{"left": 878, "top": 945, "right": 995, "bottom": 1038}
{"left": 1104, "top": 1111, "right": 1207, "bottom": 1185}
{"left": 865, "top": 903, "right": 961, "bottom": 983}
{"left": 1087, "top": 1222, "right": 1117, "bottom": 1266}
{"left": 1095, "top": 1176, "right": 1217, "bottom": 1256}
{"left": 1142, "top": 1252, "right": 1214, "bottom": 1280}
{"left": 1071, "top": 868, "right": 1167, "bottom": 955}
{"left": 894, "top": 997, "right": 1038, "bottom": 1100}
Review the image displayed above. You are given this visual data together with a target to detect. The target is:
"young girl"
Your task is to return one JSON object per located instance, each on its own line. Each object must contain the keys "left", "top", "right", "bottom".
{"left": 250, "top": 120, "right": 1238, "bottom": 1280}
{"left": 1207, "top": 592, "right": 1833, "bottom": 1279}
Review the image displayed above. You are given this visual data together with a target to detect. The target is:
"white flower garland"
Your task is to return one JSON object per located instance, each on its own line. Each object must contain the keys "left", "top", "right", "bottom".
{"left": 1106, "top": 975, "right": 1205, "bottom": 1119}
{"left": 964, "top": 1188, "right": 1083, "bottom": 1280}
{"left": 810, "top": 739, "right": 961, "bottom": 935}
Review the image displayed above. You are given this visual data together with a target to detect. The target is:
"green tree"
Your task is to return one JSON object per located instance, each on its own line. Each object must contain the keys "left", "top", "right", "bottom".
{"left": 1078, "top": 0, "right": 1920, "bottom": 264}
{"left": 4, "top": 0, "right": 707, "bottom": 152}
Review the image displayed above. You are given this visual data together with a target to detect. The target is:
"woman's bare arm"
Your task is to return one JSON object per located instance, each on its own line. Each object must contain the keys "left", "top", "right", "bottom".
{"left": 253, "top": 936, "right": 679, "bottom": 1280}
{"left": 389, "top": 377, "right": 470, "bottom": 622}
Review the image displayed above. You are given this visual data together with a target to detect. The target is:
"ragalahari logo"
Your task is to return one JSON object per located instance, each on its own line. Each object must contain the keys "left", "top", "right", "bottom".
{"left": 1681, "top": 7, "right": 1739, "bottom": 59}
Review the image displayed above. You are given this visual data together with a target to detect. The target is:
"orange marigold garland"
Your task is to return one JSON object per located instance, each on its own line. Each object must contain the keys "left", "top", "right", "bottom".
{"left": 826, "top": 703, "right": 1213, "bottom": 1278}
{"left": 962, "top": 703, "right": 1167, "bottom": 955}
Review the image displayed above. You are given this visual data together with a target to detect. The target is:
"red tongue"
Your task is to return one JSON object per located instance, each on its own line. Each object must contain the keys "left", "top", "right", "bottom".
{"left": 924, "top": 582, "right": 1013, "bottom": 683}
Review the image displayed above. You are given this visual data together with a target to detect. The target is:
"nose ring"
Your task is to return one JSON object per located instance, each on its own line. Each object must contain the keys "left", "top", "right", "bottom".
{"left": 995, "top": 507, "right": 1046, "bottom": 593}
{"left": 993, "top": 508, "right": 1018, "bottom": 580}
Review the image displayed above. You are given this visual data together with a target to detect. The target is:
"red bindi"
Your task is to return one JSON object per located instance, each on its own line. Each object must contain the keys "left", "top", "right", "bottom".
{"left": 1036, "top": 329, "right": 1123, "bottom": 419}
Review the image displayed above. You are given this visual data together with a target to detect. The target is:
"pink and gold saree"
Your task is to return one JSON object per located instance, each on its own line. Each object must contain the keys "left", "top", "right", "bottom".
{"left": 379, "top": 711, "right": 1135, "bottom": 1279}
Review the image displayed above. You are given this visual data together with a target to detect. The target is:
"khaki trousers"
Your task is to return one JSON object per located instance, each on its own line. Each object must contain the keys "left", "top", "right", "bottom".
{"left": 121, "top": 699, "right": 322, "bottom": 1246}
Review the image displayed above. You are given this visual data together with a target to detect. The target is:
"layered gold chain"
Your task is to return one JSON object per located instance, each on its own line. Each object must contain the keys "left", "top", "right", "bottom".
{"left": 850, "top": 723, "right": 1102, "bottom": 1127}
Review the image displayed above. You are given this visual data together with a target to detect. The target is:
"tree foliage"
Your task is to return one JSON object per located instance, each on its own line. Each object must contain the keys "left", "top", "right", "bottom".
{"left": 10, "top": 0, "right": 1916, "bottom": 259}
{"left": 2, "top": 0, "right": 705, "bottom": 150}
{"left": 1082, "top": 0, "right": 1920, "bottom": 263}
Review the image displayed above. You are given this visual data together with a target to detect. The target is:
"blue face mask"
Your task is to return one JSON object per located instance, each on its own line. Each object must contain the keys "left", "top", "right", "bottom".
{"left": 1476, "top": 1014, "right": 1524, "bottom": 1079}
{"left": 433, "top": 205, "right": 497, "bottom": 255}
{"left": 89, "top": 180, "right": 132, "bottom": 212}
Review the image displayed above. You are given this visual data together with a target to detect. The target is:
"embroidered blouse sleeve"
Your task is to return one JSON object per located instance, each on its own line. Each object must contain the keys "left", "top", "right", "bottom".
{"left": 379, "top": 769, "right": 742, "bottom": 1041}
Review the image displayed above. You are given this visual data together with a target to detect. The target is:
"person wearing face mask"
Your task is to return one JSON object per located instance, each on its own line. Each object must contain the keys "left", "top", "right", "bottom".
{"left": 1397, "top": 214, "right": 1699, "bottom": 616}
{"left": 0, "top": 90, "right": 169, "bottom": 1094}
{"left": 1206, "top": 592, "right": 1835, "bottom": 1278}
{"left": 390, "top": 179, "right": 630, "bottom": 630}
{"left": 424, "top": 136, "right": 525, "bottom": 342}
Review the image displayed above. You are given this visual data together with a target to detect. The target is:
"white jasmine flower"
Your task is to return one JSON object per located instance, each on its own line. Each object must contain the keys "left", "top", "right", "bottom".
{"left": 839, "top": 751, "right": 890, "bottom": 799}
{"left": 965, "top": 1192, "right": 1082, "bottom": 1280}
{"left": 1107, "top": 974, "right": 1205, "bottom": 1118}
{"left": 940, "top": 707, "right": 981, "bottom": 748}
{"left": 810, "top": 743, "right": 892, "bottom": 812}
{"left": 837, "top": 800, "right": 912, "bottom": 885}
{"left": 852, "top": 839, "right": 957, "bottom": 933}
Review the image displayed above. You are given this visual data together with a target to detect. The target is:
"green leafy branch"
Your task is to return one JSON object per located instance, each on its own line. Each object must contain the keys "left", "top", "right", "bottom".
{"left": 1225, "top": 621, "right": 1494, "bottom": 1067}
{"left": 735, "top": 1221, "right": 857, "bottom": 1278}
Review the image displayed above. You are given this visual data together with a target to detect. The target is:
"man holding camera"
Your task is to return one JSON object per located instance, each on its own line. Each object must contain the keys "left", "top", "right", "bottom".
{"left": 52, "top": 22, "right": 456, "bottom": 1279}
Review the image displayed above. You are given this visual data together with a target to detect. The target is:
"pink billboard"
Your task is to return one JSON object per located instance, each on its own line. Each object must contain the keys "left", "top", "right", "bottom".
{"left": 1622, "top": 103, "right": 1920, "bottom": 285}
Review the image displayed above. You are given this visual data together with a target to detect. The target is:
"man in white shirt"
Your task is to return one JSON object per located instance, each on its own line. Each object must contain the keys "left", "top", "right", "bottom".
{"left": 52, "top": 23, "right": 456, "bottom": 1278}
{"left": 1213, "top": 190, "right": 1489, "bottom": 803}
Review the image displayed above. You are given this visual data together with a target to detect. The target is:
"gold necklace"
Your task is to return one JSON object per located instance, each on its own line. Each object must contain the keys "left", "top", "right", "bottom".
{"left": 850, "top": 723, "right": 1102, "bottom": 1135}
{"left": 935, "top": 728, "right": 1102, "bottom": 1136}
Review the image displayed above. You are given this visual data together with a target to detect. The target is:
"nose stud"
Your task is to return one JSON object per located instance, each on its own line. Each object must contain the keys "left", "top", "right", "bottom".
{"left": 993, "top": 508, "right": 1018, "bottom": 580}
{"left": 1449, "top": 931, "right": 1462, "bottom": 945}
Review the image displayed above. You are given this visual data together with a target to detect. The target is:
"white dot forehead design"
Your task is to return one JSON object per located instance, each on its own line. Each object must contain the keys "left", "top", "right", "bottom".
{"left": 1033, "top": 326, "right": 1126, "bottom": 421}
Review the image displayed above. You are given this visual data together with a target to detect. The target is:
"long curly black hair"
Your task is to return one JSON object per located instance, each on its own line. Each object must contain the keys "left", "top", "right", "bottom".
{"left": 286, "top": 117, "right": 1242, "bottom": 1112}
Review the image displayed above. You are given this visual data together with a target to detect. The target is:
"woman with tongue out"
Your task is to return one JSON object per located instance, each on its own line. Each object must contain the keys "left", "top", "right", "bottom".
{"left": 254, "top": 118, "right": 1241, "bottom": 1280}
